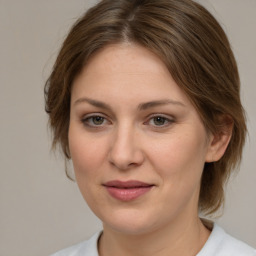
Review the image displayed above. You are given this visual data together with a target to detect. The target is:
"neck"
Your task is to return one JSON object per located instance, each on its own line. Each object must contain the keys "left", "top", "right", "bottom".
{"left": 98, "top": 216, "right": 211, "bottom": 256}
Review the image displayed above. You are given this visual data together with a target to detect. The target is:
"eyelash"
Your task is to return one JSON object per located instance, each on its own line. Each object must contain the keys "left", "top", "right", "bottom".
{"left": 81, "top": 114, "right": 110, "bottom": 128}
{"left": 145, "top": 114, "right": 174, "bottom": 128}
{"left": 81, "top": 114, "right": 174, "bottom": 129}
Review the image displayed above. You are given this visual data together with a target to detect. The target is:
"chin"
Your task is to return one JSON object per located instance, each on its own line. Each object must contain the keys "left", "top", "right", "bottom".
{"left": 99, "top": 209, "right": 163, "bottom": 236}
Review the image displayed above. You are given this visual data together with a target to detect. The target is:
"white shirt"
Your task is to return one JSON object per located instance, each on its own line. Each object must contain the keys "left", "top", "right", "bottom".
{"left": 50, "top": 224, "right": 256, "bottom": 256}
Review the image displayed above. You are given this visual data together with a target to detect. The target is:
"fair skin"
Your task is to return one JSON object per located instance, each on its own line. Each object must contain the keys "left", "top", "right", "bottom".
{"left": 68, "top": 43, "right": 231, "bottom": 256}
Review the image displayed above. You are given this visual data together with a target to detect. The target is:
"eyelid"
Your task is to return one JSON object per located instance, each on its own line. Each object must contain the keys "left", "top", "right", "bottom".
{"left": 146, "top": 113, "right": 174, "bottom": 120}
{"left": 80, "top": 112, "right": 174, "bottom": 128}
{"left": 81, "top": 113, "right": 111, "bottom": 127}
{"left": 145, "top": 114, "right": 175, "bottom": 127}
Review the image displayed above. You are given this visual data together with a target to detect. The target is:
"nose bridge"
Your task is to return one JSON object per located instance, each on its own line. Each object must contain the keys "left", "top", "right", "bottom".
{"left": 108, "top": 121, "right": 143, "bottom": 170}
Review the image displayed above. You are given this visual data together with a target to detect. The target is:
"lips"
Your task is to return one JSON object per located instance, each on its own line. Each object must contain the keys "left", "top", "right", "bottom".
{"left": 103, "top": 180, "right": 154, "bottom": 201}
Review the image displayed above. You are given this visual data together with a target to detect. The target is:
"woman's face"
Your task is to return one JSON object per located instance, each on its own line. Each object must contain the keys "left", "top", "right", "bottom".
{"left": 69, "top": 43, "right": 213, "bottom": 235}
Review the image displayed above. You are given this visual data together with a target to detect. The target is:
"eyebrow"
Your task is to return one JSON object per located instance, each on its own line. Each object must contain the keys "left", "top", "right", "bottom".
{"left": 73, "top": 97, "right": 185, "bottom": 110}
{"left": 138, "top": 99, "right": 185, "bottom": 110}
{"left": 74, "top": 97, "right": 112, "bottom": 111}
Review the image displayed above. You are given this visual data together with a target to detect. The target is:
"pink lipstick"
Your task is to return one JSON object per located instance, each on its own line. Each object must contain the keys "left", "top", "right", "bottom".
{"left": 103, "top": 180, "right": 153, "bottom": 201}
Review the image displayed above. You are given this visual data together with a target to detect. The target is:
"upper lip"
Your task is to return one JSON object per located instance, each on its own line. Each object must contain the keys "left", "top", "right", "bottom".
{"left": 103, "top": 180, "right": 153, "bottom": 188}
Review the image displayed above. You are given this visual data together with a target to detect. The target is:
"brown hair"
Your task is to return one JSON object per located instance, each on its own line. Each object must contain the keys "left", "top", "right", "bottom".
{"left": 45, "top": 0, "right": 247, "bottom": 215}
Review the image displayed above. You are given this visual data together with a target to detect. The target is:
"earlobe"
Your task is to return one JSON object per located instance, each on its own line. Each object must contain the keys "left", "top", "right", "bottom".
{"left": 205, "top": 116, "right": 233, "bottom": 163}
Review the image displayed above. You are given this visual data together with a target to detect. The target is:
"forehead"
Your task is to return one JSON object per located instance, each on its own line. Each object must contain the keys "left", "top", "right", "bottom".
{"left": 81, "top": 43, "right": 170, "bottom": 77}
{"left": 71, "top": 43, "right": 193, "bottom": 109}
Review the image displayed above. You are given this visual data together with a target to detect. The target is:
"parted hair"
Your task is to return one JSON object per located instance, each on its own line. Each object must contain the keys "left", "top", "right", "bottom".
{"left": 45, "top": 0, "right": 247, "bottom": 215}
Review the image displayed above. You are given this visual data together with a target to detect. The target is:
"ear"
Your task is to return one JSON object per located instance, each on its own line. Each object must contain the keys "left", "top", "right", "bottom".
{"left": 205, "top": 115, "right": 233, "bottom": 163}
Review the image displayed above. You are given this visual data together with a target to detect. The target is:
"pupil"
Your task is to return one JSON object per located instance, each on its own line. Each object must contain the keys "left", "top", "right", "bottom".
{"left": 93, "top": 116, "right": 103, "bottom": 125}
{"left": 154, "top": 117, "right": 165, "bottom": 125}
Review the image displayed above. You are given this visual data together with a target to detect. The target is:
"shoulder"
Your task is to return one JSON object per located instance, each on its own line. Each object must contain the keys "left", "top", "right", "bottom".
{"left": 49, "top": 232, "right": 101, "bottom": 256}
{"left": 198, "top": 223, "right": 256, "bottom": 256}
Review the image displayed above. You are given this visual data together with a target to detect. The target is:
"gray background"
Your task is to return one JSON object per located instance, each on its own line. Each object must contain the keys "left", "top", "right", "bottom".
{"left": 0, "top": 0, "right": 255, "bottom": 255}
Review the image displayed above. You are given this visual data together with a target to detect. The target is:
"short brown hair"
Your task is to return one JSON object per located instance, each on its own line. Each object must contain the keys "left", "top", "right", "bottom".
{"left": 45, "top": 0, "right": 247, "bottom": 215}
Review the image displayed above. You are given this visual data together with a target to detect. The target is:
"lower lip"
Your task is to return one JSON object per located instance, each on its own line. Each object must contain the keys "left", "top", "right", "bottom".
{"left": 105, "top": 186, "right": 153, "bottom": 201}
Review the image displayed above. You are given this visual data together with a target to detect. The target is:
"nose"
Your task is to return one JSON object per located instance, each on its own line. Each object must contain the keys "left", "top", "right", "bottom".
{"left": 108, "top": 124, "right": 144, "bottom": 170}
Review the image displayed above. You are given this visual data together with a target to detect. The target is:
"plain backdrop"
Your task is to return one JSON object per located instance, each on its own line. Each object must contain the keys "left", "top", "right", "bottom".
{"left": 0, "top": 0, "right": 255, "bottom": 255}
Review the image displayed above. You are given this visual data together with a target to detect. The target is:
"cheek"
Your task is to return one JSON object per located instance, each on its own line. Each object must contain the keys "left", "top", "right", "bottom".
{"left": 68, "top": 127, "right": 107, "bottom": 180}
{"left": 149, "top": 131, "right": 208, "bottom": 181}
{"left": 68, "top": 127, "right": 110, "bottom": 210}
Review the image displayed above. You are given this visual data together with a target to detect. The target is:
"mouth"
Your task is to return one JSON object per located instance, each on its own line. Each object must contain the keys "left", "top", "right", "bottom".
{"left": 103, "top": 180, "right": 154, "bottom": 201}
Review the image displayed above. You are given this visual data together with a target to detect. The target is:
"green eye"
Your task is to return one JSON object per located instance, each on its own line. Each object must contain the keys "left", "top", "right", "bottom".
{"left": 91, "top": 116, "right": 105, "bottom": 125}
{"left": 82, "top": 115, "right": 107, "bottom": 127}
{"left": 147, "top": 115, "right": 173, "bottom": 128}
{"left": 153, "top": 116, "right": 168, "bottom": 126}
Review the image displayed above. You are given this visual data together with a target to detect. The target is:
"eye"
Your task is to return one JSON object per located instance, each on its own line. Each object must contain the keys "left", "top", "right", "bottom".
{"left": 147, "top": 115, "right": 174, "bottom": 127}
{"left": 151, "top": 116, "right": 168, "bottom": 126}
{"left": 82, "top": 115, "right": 109, "bottom": 127}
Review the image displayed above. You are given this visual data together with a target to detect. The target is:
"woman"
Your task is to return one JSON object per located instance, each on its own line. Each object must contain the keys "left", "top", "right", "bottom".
{"left": 45, "top": 0, "right": 256, "bottom": 255}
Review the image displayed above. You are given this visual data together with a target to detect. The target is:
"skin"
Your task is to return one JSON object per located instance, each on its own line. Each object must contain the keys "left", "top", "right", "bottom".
{"left": 68, "top": 43, "right": 231, "bottom": 256}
